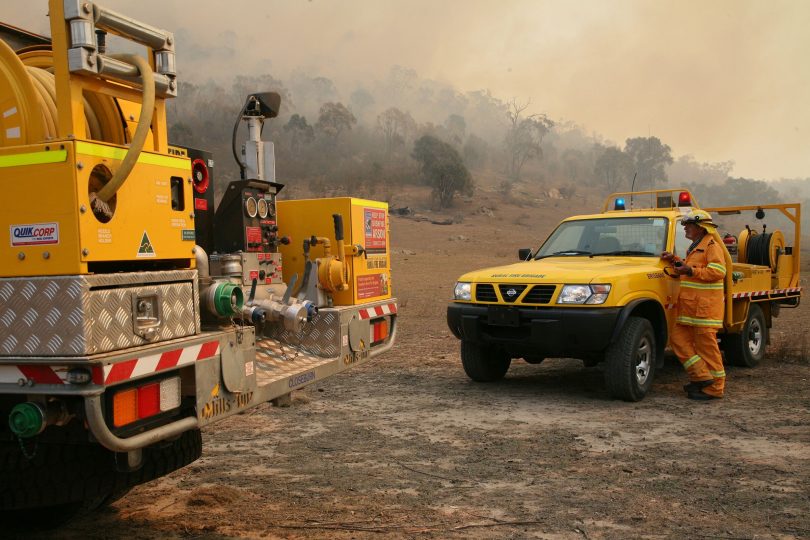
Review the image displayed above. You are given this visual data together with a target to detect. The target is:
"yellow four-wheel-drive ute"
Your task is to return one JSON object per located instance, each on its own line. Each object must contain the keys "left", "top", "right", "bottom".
{"left": 447, "top": 189, "right": 801, "bottom": 401}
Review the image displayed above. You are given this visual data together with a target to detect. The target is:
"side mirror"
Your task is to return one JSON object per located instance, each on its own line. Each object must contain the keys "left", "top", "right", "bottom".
{"left": 518, "top": 248, "right": 532, "bottom": 260}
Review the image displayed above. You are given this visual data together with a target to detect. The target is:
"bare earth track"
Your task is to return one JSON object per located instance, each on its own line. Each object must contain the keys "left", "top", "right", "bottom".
{"left": 49, "top": 195, "right": 810, "bottom": 540}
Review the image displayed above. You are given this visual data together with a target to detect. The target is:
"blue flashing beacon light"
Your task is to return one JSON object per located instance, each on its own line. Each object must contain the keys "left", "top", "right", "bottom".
{"left": 614, "top": 197, "right": 626, "bottom": 211}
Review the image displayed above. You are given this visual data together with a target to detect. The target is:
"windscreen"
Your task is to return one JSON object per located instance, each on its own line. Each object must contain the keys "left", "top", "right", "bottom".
{"left": 535, "top": 216, "right": 669, "bottom": 258}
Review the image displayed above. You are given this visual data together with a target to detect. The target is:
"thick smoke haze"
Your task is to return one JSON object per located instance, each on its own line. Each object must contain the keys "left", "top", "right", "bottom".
{"left": 3, "top": 0, "right": 808, "bottom": 180}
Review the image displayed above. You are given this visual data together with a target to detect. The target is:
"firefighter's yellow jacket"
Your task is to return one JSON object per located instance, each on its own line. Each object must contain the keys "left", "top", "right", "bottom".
{"left": 676, "top": 234, "right": 726, "bottom": 328}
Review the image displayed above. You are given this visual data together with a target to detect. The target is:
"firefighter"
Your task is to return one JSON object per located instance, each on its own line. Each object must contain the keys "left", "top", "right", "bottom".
{"left": 661, "top": 209, "right": 726, "bottom": 400}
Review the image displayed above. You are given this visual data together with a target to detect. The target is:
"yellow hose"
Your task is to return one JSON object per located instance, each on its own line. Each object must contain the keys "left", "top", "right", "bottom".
{"left": 96, "top": 54, "right": 155, "bottom": 202}
{"left": 709, "top": 229, "right": 735, "bottom": 328}
{"left": 24, "top": 66, "right": 57, "bottom": 138}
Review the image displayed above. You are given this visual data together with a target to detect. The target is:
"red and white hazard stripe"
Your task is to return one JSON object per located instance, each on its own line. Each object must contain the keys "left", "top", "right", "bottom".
{"left": 358, "top": 302, "right": 398, "bottom": 320}
{"left": 0, "top": 365, "right": 68, "bottom": 385}
{"left": 104, "top": 340, "right": 219, "bottom": 385}
{"left": 731, "top": 287, "right": 802, "bottom": 299}
{"left": 0, "top": 340, "right": 220, "bottom": 387}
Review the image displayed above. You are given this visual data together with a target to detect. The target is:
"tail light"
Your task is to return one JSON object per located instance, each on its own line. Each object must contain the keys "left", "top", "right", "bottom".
{"left": 371, "top": 319, "right": 389, "bottom": 344}
{"left": 113, "top": 376, "right": 182, "bottom": 428}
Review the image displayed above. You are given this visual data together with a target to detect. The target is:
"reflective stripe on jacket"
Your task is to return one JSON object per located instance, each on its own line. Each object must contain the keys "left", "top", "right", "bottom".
{"left": 676, "top": 234, "right": 726, "bottom": 328}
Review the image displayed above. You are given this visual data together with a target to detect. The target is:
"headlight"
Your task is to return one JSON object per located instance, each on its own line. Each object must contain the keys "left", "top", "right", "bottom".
{"left": 454, "top": 282, "right": 472, "bottom": 301}
{"left": 557, "top": 284, "right": 611, "bottom": 304}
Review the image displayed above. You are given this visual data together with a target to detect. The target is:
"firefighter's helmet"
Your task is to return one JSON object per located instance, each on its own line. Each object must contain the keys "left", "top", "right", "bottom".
{"left": 680, "top": 209, "right": 717, "bottom": 231}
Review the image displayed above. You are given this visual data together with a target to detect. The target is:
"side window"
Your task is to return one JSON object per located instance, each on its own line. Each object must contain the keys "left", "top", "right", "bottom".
{"left": 673, "top": 224, "right": 691, "bottom": 258}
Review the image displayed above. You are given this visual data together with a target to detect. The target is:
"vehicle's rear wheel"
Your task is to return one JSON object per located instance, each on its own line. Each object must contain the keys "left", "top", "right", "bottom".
{"left": 0, "top": 427, "right": 202, "bottom": 527}
{"left": 604, "top": 316, "right": 657, "bottom": 401}
{"left": 461, "top": 340, "right": 511, "bottom": 382}
{"left": 723, "top": 303, "right": 766, "bottom": 367}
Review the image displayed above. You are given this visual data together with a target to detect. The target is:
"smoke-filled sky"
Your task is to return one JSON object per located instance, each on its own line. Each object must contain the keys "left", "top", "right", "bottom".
{"left": 4, "top": 0, "right": 809, "bottom": 180}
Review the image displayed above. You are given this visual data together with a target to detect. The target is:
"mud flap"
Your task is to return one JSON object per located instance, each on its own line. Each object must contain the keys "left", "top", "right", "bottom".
{"left": 221, "top": 327, "right": 257, "bottom": 393}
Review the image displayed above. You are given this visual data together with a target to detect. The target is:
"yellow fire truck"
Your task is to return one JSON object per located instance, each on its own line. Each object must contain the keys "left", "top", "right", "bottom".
{"left": 448, "top": 189, "right": 801, "bottom": 401}
{"left": 0, "top": 0, "right": 397, "bottom": 524}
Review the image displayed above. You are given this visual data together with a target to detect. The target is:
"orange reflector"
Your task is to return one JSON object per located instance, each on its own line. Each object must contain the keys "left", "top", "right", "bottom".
{"left": 113, "top": 388, "right": 138, "bottom": 427}
{"left": 138, "top": 383, "right": 161, "bottom": 418}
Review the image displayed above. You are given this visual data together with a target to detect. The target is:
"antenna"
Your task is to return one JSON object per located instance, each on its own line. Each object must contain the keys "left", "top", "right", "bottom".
{"left": 630, "top": 172, "right": 637, "bottom": 210}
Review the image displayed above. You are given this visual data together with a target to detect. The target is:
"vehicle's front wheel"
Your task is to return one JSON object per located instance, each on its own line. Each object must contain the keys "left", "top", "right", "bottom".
{"left": 604, "top": 316, "right": 657, "bottom": 401}
{"left": 461, "top": 340, "right": 511, "bottom": 382}
{"left": 723, "top": 303, "right": 767, "bottom": 367}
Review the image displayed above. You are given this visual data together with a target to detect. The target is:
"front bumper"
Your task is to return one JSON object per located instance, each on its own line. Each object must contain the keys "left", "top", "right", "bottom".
{"left": 447, "top": 303, "right": 621, "bottom": 358}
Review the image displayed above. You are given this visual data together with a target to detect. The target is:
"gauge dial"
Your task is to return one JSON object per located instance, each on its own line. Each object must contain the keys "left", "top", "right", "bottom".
{"left": 245, "top": 196, "right": 258, "bottom": 218}
{"left": 257, "top": 197, "right": 269, "bottom": 219}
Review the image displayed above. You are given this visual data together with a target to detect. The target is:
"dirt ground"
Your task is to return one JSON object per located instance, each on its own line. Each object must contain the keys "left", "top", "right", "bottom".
{"left": 58, "top": 190, "right": 810, "bottom": 539}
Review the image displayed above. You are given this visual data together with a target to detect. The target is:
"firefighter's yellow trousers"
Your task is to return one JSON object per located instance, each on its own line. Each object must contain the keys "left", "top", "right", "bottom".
{"left": 670, "top": 323, "right": 725, "bottom": 397}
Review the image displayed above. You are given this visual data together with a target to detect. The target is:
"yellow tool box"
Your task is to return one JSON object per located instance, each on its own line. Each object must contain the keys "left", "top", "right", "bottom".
{"left": 277, "top": 198, "right": 392, "bottom": 306}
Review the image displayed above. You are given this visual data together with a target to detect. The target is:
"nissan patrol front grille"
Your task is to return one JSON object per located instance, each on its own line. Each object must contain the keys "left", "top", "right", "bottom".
{"left": 475, "top": 284, "right": 497, "bottom": 302}
{"left": 498, "top": 284, "right": 527, "bottom": 303}
{"left": 522, "top": 285, "right": 556, "bottom": 304}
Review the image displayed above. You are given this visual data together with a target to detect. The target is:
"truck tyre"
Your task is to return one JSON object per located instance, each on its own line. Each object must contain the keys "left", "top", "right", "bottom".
{"left": 604, "top": 316, "right": 656, "bottom": 402}
{"left": 0, "top": 427, "right": 202, "bottom": 528}
{"left": 723, "top": 303, "right": 766, "bottom": 367}
{"left": 461, "top": 340, "right": 511, "bottom": 382}
{"left": 0, "top": 440, "right": 116, "bottom": 528}
{"left": 98, "top": 427, "right": 203, "bottom": 509}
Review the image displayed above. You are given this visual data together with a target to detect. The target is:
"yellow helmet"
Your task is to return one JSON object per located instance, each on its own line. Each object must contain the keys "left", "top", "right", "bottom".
{"left": 680, "top": 209, "right": 717, "bottom": 231}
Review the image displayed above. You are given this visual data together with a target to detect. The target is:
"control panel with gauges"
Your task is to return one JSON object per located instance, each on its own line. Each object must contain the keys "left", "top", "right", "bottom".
{"left": 213, "top": 179, "right": 289, "bottom": 254}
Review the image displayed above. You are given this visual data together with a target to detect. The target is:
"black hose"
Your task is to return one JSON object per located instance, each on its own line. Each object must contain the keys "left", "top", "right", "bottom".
{"left": 747, "top": 232, "right": 771, "bottom": 267}
{"left": 231, "top": 101, "right": 249, "bottom": 179}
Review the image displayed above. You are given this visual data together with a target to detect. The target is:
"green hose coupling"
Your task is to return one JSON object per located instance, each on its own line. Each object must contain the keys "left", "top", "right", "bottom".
{"left": 8, "top": 402, "right": 46, "bottom": 438}
{"left": 213, "top": 282, "right": 244, "bottom": 317}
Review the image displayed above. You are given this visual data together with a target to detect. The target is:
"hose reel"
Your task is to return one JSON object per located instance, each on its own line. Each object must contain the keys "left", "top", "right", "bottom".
{"left": 738, "top": 226, "right": 783, "bottom": 271}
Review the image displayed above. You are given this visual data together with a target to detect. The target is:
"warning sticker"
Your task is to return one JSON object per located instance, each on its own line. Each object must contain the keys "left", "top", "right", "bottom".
{"left": 357, "top": 273, "right": 389, "bottom": 299}
{"left": 364, "top": 208, "right": 387, "bottom": 255}
{"left": 10, "top": 222, "right": 59, "bottom": 246}
{"left": 246, "top": 226, "right": 262, "bottom": 251}
{"left": 137, "top": 231, "right": 156, "bottom": 258}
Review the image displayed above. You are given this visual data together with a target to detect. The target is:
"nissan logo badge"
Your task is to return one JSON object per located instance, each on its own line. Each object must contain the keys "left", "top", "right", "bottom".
{"left": 506, "top": 288, "right": 517, "bottom": 297}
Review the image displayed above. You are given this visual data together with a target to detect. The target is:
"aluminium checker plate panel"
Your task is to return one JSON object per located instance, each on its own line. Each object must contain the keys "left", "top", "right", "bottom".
{"left": 0, "top": 270, "right": 200, "bottom": 357}
{"left": 263, "top": 309, "right": 341, "bottom": 358}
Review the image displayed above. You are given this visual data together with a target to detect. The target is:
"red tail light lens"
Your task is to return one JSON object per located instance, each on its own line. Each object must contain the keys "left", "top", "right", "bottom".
{"left": 138, "top": 383, "right": 161, "bottom": 418}
{"left": 372, "top": 319, "right": 388, "bottom": 344}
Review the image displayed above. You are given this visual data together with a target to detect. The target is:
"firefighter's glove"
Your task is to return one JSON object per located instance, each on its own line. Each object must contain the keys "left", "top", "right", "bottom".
{"left": 673, "top": 264, "right": 693, "bottom": 276}
{"left": 660, "top": 251, "right": 677, "bottom": 263}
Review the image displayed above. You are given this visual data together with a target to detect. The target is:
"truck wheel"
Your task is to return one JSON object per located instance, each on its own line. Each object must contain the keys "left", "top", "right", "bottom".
{"left": 461, "top": 340, "right": 511, "bottom": 382}
{"left": 604, "top": 317, "right": 656, "bottom": 402}
{"left": 0, "top": 427, "right": 202, "bottom": 527}
{"left": 723, "top": 303, "right": 766, "bottom": 367}
{"left": 124, "top": 427, "right": 203, "bottom": 490}
{"left": 0, "top": 440, "right": 116, "bottom": 527}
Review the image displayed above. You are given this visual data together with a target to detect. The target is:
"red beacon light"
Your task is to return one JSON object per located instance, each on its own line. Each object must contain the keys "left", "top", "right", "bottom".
{"left": 191, "top": 158, "right": 210, "bottom": 194}
{"left": 678, "top": 191, "right": 692, "bottom": 207}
